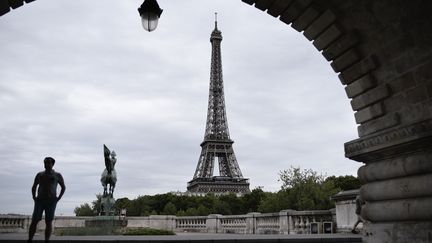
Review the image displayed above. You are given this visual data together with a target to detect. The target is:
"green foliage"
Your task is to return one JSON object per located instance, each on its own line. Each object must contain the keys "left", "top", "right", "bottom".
{"left": 257, "top": 191, "right": 289, "bottom": 213}
{"left": 162, "top": 202, "right": 177, "bottom": 215}
{"left": 277, "top": 166, "right": 340, "bottom": 210}
{"left": 242, "top": 187, "right": 266, "bottom": 212}
{"left": 75, "top": 168, "right": 359, "bottom": 216}
{"left": 74, "top": 203, "right": 96, "bottom": 216}
{"left": 325, "top": 175, "right": 362, "bottom": 191}
{"left": 74, "top": 194, "right": 102, "bottom": 216}
{"left": 92, "top": 194, "right": 103, "bottom": 215}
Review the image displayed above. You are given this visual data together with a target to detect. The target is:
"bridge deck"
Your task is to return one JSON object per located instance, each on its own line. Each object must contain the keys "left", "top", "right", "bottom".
{"left": 0, "top": 233, "right": 362, "bottom": 243}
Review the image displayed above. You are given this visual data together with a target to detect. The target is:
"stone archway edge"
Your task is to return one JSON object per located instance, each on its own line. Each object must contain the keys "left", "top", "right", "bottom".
{"left": 0, "top": 0, "right": 35, "bottom": 16}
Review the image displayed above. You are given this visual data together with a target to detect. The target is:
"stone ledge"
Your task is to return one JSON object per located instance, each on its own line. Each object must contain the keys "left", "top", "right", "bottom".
{"left": 330, "top": 189, "right": 359, "bottom": 201}
{"left": 345, "top": 119, "right": 432, "bottom": 162}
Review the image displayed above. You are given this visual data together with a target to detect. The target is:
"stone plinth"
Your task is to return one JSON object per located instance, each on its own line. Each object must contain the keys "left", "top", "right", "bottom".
{"left": 331, "top": 189, "right": 360, "bottom": 233}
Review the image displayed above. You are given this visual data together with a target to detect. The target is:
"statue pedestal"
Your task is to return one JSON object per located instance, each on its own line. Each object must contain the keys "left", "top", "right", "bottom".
{"left": 83, "top": 215, "right": 128, "bottom": 235}
{"left": 85, "top": 215, "right": 127, "bottom": 227}
{"left": 100, "top": 194, "right": 116, "bottom": 216}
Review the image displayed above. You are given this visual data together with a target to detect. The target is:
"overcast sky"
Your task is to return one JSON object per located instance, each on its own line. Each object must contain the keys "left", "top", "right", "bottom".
{"left": 0, "top": 0, "right": 360, "bottom": 216}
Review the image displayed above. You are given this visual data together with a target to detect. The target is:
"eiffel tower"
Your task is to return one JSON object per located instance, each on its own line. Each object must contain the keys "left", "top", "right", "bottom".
{"left": 187, "top": 14, "right": 250, "bottom": 195}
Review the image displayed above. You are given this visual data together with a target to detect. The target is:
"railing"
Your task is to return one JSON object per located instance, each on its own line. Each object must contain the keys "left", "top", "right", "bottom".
{"left": 220, "top": 215, "right": 247, "bottom": 234}
{"left": 175, "top": 216, "right": 207, "bottom": 232}
{"left": 255, "top": 213, "right": 279, "bottom": 234}
{"left": 0, "top": 209, "right": 336, "bottom": 235}
{"left": 0, "top": 215, "right": 30, "bottom": 233}
{"left": 287, "top": 210, "right": 335, "bottom": 234}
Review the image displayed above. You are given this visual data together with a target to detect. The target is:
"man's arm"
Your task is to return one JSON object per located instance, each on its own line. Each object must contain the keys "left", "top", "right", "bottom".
{"left": 31, "top": 174, "right": 39, "bottom": 200}
{"left": 57, "top": 174, "right": 66, "bottom": 201}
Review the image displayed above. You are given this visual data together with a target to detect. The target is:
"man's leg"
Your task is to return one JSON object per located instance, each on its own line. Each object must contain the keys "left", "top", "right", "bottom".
{"left": 27, "top": 220, "right": 39, "bottom": 242}
{"left": 45, "top": 220, "right": 53, "bottom": 242}
{"left": 29, "top": 200, "right": 43, "bottom": 242}
{"left": 44, "top": 200, "right": 57, "bottom": 242}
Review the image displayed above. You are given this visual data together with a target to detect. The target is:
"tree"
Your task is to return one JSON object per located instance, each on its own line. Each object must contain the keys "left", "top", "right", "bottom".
{"left": 74, "top": 203, "right": 96, "bottom": 216}
{"left": 325, "top": 175, "right": 361, "bottom": 191}
{"left": 115, "top": 197, "right": 131, "bottom": 213}
{"left": 257, "top": 191, "right": 289, "bottom": 213}
{"left": 185, "top": 207, "right": 198, "bottom": 216}
{"left": 92, "top": 194, "right": 103, "bottom": 215}
{"left": 277, "top": 166, "right": 339, "bottom": 210}
{"left": 196, "top": 205, "right": 210, "bottom": 216}
{"left": 242, "top": 187, "right": 266, "bottom": 213}
{"left": 162, "top": 202, "right": 177, "bottom": 215}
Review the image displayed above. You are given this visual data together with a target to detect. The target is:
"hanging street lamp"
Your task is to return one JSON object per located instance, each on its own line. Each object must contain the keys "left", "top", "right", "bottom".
{"left": 138, "top": 0, "right": 163, "bottom": 32}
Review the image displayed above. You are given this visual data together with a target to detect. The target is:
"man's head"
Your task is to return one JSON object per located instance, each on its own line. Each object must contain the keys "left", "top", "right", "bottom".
{"left": 44, "top": 157, "right": 55, "bottom": 171}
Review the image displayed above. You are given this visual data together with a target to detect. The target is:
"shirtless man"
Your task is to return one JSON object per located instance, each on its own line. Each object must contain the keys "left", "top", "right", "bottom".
{"left": 28, "top": 157, "right": 66, "bottom": 243}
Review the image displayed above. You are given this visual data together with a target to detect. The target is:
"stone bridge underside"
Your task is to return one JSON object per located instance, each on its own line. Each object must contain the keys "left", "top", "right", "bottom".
{"left": 1, "top": 0, "right": 432, "bottom": 242}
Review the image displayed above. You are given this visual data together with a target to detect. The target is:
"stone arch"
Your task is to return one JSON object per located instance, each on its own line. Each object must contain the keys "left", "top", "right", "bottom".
{"left": 1, "top": 0, "right": 432, "bottom": 242}
{"left": 242, "top": 1, "right": 432, "bottom": 242}
{"left": 0, "top": 0, "right": 35, "bottom": 15}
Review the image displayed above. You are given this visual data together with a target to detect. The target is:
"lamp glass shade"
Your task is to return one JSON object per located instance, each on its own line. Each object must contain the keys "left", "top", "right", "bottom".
{"left": 141, "top": 12, "right": 159, "bottom": 32}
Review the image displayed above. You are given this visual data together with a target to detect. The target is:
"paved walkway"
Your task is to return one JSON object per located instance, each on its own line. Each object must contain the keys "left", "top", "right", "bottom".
{"left": 0, "top": 232, "right": 362, "bottom": 242}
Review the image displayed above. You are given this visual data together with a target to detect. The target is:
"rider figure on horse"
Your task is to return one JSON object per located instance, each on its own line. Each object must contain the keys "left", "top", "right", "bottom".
{"left": 102, "top": 144, "right": 117, "bottom": 196}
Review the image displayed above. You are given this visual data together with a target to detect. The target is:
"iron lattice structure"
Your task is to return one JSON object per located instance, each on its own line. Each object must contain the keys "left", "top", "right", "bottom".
{"left": 187, "top": 19, "right": 250, "bottom": 195}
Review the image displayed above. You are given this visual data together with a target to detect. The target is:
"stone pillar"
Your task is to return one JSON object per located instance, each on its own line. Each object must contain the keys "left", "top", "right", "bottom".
{"left": 149, "top": 215, "right": 175, "bottom": 231}
{"left": 246, "top": 213, "right": 259, "bottom": 234}
{"left": 331, "top": 190, "right": 359, "bottom": 233}
{"left": 345, "top": 121, "right": 432, "bottom": 243}
{"left": 278, "top": 210, "right": 290, "bottom": 235}
{"left": 206, "top": 214, "right": 221, "bottom": 233}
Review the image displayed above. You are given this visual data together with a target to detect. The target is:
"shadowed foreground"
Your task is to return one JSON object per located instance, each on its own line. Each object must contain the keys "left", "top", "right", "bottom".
{"left": 0, "top": 233, "right": 361, "bottom": 242}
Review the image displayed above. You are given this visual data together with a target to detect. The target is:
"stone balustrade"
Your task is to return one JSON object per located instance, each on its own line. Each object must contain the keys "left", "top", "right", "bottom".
{"left": 175, "top": 216, "right": 207, "bottom": 232}
{"left": 0, "top": 209, "right": 337, "bottom": 235}
{"left": 220, "top": 215, "right": 248, "bottom": 234}
{"left": 0, "top": 215, "right": 30, "bottom": 233}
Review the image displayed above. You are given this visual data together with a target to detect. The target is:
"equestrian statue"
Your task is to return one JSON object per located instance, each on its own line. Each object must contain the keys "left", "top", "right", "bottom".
{"left": 101, "top": 144, "right": 117, "bottom": 196}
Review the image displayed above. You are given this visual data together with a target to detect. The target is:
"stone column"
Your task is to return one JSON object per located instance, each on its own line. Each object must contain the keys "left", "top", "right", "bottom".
{"left": 278, "top": 210, "right": 292, "bottom": 235}
{"left": 149, "top": 215, "right": 175, "bottom": 231}
{"left": 330, "top": 190, "right": 359, "bottom": 233}
{"left": 246, "top": 213, "right": 260, "bottom": 234}
{"left": 206, "top": 214, "right": 221, "bottom": 233}
{"left": 345, "top": 121, "right": 432, "bottom": 243}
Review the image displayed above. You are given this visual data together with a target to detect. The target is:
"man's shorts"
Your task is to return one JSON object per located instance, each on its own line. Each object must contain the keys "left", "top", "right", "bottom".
{"left": 32, "top": 198, "right": 57, "bottom": 222}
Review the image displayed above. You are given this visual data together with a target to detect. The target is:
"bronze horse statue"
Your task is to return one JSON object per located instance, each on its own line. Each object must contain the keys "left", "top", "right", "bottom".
{"left": 101, "top": 144, "right": 117, "bottom": 196}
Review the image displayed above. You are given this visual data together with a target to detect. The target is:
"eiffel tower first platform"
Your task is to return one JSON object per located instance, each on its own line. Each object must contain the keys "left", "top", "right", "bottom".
{"left": 187, "top": 15, "right": 250, "bottom": 196}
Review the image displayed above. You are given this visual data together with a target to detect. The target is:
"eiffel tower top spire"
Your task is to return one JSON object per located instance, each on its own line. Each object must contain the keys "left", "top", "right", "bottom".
{"left": 210, "top": 12, "right": 222, "bottom": 42}
{"left": 214, "top": 12, "right": 218, "bottom": 29}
